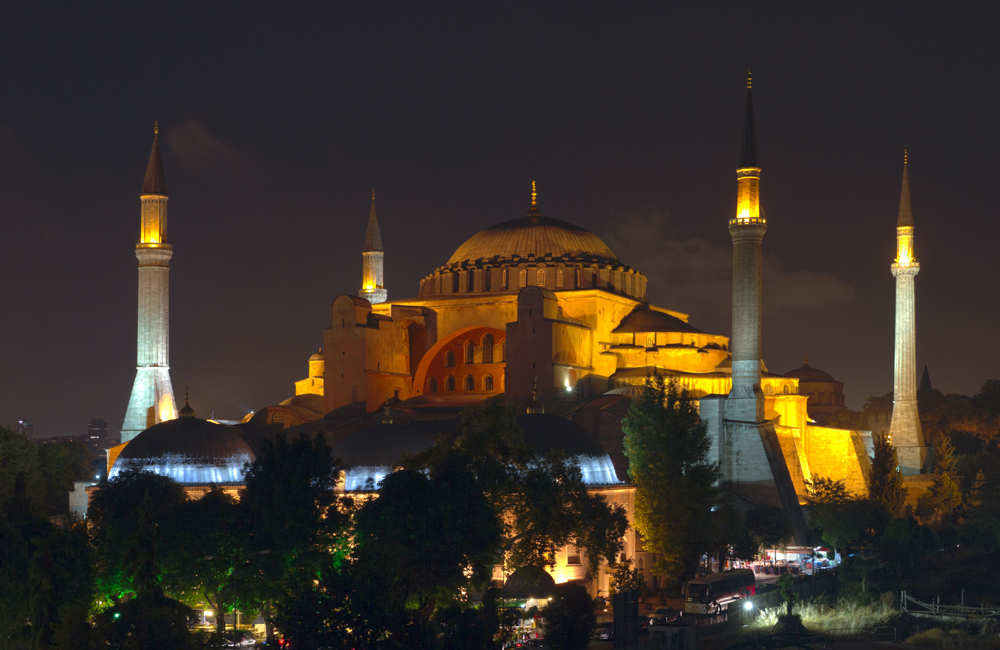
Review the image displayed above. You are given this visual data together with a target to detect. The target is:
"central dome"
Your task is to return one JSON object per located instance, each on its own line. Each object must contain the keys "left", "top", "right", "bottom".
{"left": 418, "top": 187, "right": 646, "bottom": 301}
{"left": 446, "top": 215, "right": 620, "bottom": 268}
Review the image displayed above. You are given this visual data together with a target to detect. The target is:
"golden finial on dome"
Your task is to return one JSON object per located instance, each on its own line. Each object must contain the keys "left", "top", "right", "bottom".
{"left": 803, "top": 352, "right": 808, "bottom": 366}
{"left": 747, "top": 69, "right": 752, "bottom": 90}
{"left": 903, "top": 149, "right": 908, "bottom": 165}
{"left": 154, "top": 120, "right": 159, "bottom": 136}
{"left": 531, "top": 180, "right": 537, "bottom": 208}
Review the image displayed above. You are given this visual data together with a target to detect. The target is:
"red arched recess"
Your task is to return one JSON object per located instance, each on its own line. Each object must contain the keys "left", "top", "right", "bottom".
{"left": 412, "top": 326, "right": 506, "bottom": 396}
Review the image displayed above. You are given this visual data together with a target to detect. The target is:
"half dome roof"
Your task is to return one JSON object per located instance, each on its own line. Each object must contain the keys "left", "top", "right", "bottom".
{"left": 783, "top": 362, "right": 838, "bottom": 383}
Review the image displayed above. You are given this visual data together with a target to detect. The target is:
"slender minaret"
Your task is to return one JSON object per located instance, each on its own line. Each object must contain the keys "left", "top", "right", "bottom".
{"left": 360, "top": 191, "right": 387, "bottom": 304}
{"left": 121, "top": 123, "right": 178, "bottom": 443}
{"left": 889, "top": 151, "right": 925, "bottom": 475}
{"left": 720, "top": 73, "right": 808, "bottom": 543}
{"left": 727, "top": 72, "right": 766, "bottom": 423}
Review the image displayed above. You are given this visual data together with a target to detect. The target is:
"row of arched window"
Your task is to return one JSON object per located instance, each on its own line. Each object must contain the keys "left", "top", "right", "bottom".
{"left": 443, "top": 335, "right": 505, "bottom": 367}
{"left": 427, "top": 374, "right": 502, "bottom": 393}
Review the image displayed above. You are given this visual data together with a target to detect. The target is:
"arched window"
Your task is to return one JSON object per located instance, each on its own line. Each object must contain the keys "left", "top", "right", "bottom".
{"left": 484, "top": 267, "right": 492, "bottom": 291}
{"left": 645, "top": 333, "right": 655, "bottom": 348}
{"left": 451, "top": 273, "right": 459, "bottom": 293}
{"left": 501, "top": 373, "right": 505, "bottom": 392}
{"left": 502, "top": 268, "right": 508, "bottom": 288}
{"left": 444, "top": 350, "right": 455, "bottom": 367}
{"left": 764, "top": 384, "right": 774, "bottom": 395}
{"left": 556, "top": 268, "right": 564, "bottom": 288}
{"left": 464, "top": 375, "right": 475, "bottom": 391}
{"left": 445, "top": 375, "right": 456, "bottom": 391}
{"left": 484, "top": 374, "right": 494, "bottom": 391}
{"left": 519, "top": 269, "right": 527, "bottom": 288}
{"left": 783, "top": 385, "right": 790, "bottom": 395}
{"left": 272, "top": 413, "right": 284, "bottom": 426}
{"left": 428, "top": 377, "right": 438, "bottom": 393}
{"left": 500, "top": 340, "right": 506, "bottom": 362}
{"left": 468, "top": 269, "right": 475, "bottom": 291}
{"left": 482, "top": 334, "right": 494, "bottom": 363}
{"left": 465, "top": 340, "right": 475, "bottom": 363}
{"left": 536, "top": 268, "right": 546, "bottom": 286}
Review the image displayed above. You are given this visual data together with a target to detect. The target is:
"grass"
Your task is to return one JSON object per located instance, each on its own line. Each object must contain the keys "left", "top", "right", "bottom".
{"left": 903, "top": 627, "right": 1000, "bottom": 649}
{"left": 748, "top": 593, "right": 898, "bottom": 637}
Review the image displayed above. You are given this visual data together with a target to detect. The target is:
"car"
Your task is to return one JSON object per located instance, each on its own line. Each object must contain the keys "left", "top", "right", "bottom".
{"left": 648, "top": 607, "right": 682, "bottom": 625}
{"left": 595, "top": 622, "right": 613, "bottom": 640}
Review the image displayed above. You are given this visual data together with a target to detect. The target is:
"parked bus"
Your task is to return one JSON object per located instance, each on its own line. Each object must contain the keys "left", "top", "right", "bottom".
{"left": 683, "top": 569, "right": 755, "bottom": 614}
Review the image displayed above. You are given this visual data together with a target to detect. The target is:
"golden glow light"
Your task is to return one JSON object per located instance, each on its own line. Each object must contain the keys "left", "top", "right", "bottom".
{"left": 735, "top": 168, "right": 762, "bottom": 223}
{"left": 158, "top": 395, "right": 177, "bottom": 423}
{"left": 896, "top": 228, "right": 914, "bottom": 267}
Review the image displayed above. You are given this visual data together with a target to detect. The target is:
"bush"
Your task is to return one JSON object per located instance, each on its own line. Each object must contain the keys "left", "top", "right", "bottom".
{"left": 543, "top": 583, "right": 595, "bottom": 650}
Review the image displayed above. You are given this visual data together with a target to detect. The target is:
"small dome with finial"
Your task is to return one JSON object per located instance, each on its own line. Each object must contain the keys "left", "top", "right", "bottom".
{"left": 178, "top": 384, "right": 195, "bottom": 418}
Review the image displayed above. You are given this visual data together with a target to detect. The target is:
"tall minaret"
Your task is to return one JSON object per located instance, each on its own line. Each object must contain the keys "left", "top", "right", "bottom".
{"left": 889, "top": 151, "right": 925, "bottom": 475}
{"left": 727, "top": 72, "right": 766, "bottom": 423}
{"left": 121, "top": 123, "right": 178, "bottom": 443}
{"left": 360, "top": 191, "right": 387, "bottom": 304}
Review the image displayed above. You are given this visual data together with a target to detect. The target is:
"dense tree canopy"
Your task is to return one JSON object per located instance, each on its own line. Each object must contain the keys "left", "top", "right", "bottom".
{"left": 622, "top": 376, "right": 719, "bottom": 583}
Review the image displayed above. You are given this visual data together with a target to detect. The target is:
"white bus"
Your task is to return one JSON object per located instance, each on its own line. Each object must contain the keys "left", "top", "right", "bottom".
{"left": 683, "top": 569, "right": 756, "bottom": 614}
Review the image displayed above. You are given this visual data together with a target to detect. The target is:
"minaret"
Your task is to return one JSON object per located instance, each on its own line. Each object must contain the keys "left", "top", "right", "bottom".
{"left": 718, "top": 73, "right": 808, "bottom": 543}
{"left": 889, "top": 150, "right": 925, "bottom": 475}
{"left": 121, "top": 123, "right": 178, "bottom": 443}
{"left": 360, "top": 191, "right": 387, "bottom": 304}
{"left": 727, "top": 72, "right": 766, "bottom": 423}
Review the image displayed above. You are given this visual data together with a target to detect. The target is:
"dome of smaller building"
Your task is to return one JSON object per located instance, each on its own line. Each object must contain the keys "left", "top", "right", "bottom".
{"left": 309, "top": 350, "right": 324, "bottom": 362}
{"left": 783, "top": 358, "right": 837, "bottom": 383}
{"left": 332, "top": 423, "right": 433, "bottom": 491}
{"left": 517, "top": 413, "right": 620, "bottom": 485}
{"left": 110, "top": 416, "right": 255, "bottom": 484}
{"left": 613, "top": 304, "right": 702, "bottom": 334}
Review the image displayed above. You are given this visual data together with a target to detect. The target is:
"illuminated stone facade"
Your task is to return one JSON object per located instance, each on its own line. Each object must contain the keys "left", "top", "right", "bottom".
{"left": 889, "top": 154, "right": 926, "bottom": 475}
{"left": 122, "top": 125, "right": 178, "bottom": 442}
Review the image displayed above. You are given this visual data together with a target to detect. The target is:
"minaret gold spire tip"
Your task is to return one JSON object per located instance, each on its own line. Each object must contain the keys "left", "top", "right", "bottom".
{"left": 531, "top": 180, "right": 537, "bottom": 208}
{"left": 904, "top": 149, "right": 908, "bottom": 165}
{"left": 747, "top": 69, "right": 752, "bottom": 90}
{"left": 154, "top": 120, "right": 158, "bottom": 136}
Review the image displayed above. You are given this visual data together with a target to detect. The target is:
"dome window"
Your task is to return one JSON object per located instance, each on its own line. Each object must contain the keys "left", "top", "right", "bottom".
{"left": 484, "top": 267, "right": 492, "bottom": 291}
{"left": 273, "top": 413, "right": 284, "bottom": 426}
{"left": 536, "top": 268, "right": 546, "bottom": 287}
{"left": 556, "top": 268, "right": 564, "bottom": 288}
{"left": 519, "top": 269, "right": 527, "bottom": 288}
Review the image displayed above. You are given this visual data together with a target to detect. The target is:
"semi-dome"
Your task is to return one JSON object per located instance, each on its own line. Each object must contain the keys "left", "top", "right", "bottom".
{"left": 783, "top": 359, "right": 838, "bottom": 383}
{"left": 517, "top": 413, "right": 620, "bottom": 485}
{"left": 418, "top": 186, "right": 646, "bottom": 301}
{"left": 332, "top": 423, "right": 433, "bottom": 491}
{"left": 109, "top": 414, "right": 255, "bottom": 484}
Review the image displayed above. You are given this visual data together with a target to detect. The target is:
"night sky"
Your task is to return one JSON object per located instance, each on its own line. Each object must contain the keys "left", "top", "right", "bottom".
{"left": 3, "top": 3, "right": 998, "bottom": 437}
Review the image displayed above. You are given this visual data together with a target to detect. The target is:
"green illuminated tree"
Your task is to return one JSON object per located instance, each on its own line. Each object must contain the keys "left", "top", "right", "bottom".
{"left": 916, "top": 436, "right": 962, "bottom": 524}
{"left": 622, "top": 376, "right": 719, "bottom": 583}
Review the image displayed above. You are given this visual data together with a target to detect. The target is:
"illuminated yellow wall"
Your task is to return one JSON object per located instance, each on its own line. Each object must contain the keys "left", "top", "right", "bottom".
{"left": 139, "top": 195, "right": 168, "bottom": 245}
{"left": 735, "top": 168, "right": 762, "bottom": 223}
{"left": 896, "top": 226, "right": 915, "bottom": 267}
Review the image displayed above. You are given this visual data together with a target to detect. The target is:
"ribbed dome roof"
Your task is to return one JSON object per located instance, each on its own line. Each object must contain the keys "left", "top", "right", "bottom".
{"left": 333, "top": 424, "right": 433, "bottom": 491}
{"left": 613, "top": 304, "right": 702, "bottom": 334}
{"left": 446, "top": 215, "right": 620, "bottom": 268}
{"left": 110, "top": 417, "right": 254, "bottom": 484}
{"left": 783, "top": 362, "right": 837, "bottom": 383}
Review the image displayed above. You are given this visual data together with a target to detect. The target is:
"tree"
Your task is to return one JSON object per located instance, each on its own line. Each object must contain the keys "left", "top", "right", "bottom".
{"left": 37, "top": 440, "right": 93, "bottom": 515}
{"left": 806, "top": 477, "right": 867, "bottom": 552}
{"left": 171, "top": 487, "right": 261, "bottom": 635}
{"left": 407, "top": 402, "right": 628, "bottom": 575}
{"left": 869, "top": 433, "right": 905, "bottom": 517}
{"left": 622, "top": 376, "right": 720, "bottom": 583}
{"left": 880, "top": 517, "right": 938, "bottom": 576}
{"left": 543, "top": 583, "right": 596, "bottom": 650}
{"left": 0, "top": 426, "right": 45, "bottom": 510}
{"left": 239, "top": 432, "right": 348, "bottom": 642}
{"left": 607, "top": 558, "right": 645, "bottom": 596}
{"left": 87, "top": 468, "right": 188, "bottom": 605}
{"left": 746, "top": 504, "right": 793, "bottom": 553}
{"left": 916, "top": 436, "right": 962, "bottom": 524}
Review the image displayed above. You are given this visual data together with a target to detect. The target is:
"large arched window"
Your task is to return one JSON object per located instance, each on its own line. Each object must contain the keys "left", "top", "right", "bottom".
{"left": 482, "top": 334, "right": 494, "bottom": 363}
{"left": 500, "top": 340, "right": 506, "bottom": 362}
{"left": 536, "top": 268, "right": 546, "bottom": 286}
{"left": 445, "top": 375, "right": 456, "bottom": 392}
{"left": 428, "top": 377, "right": 438, "bottom": 393}
{"left": 464, "top": 375, "right": 475, "bottom": 391}
{"left": 519, "top": 269, "right": 527, "bottom": 288}
{"left": 468, "top": 269, "right": 475, "bottom": 292}
{"left": 483, "top": 375, "right": 494, "bottom": 391}
{"left": 444, "top": 350, "right": 455, "bottom": 367}
{"left": 484, "top": 267, "right": 492, "bottom": 291}
{"left": 465, "top": 340, "right": 475, "bottom": 363}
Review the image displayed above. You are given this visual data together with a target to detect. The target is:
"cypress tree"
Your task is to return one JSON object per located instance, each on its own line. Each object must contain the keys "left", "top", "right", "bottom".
{"left": 869, "top": 433, "right": 905, "bottom": 516}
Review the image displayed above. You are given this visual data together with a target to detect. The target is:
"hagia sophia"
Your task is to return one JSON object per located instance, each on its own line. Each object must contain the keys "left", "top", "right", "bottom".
{"left": 98, "top": 78, "right": 928, "bottom": 594}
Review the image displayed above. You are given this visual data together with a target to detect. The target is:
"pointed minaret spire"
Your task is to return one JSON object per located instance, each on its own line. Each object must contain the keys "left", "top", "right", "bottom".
{"left": 360, "top": 191, "right": 387, "bottom": 304}
{"left": 897, "top": 150, "right": 914, "bottom": 228}
{"left": 889, "top": 152, "right": 924, "bottom": 474}
{"left": 738, "top": 72, "right": 759, "bottom": 170}
{"left": 142, "top": 121, "right": 168, "bottom": 196}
